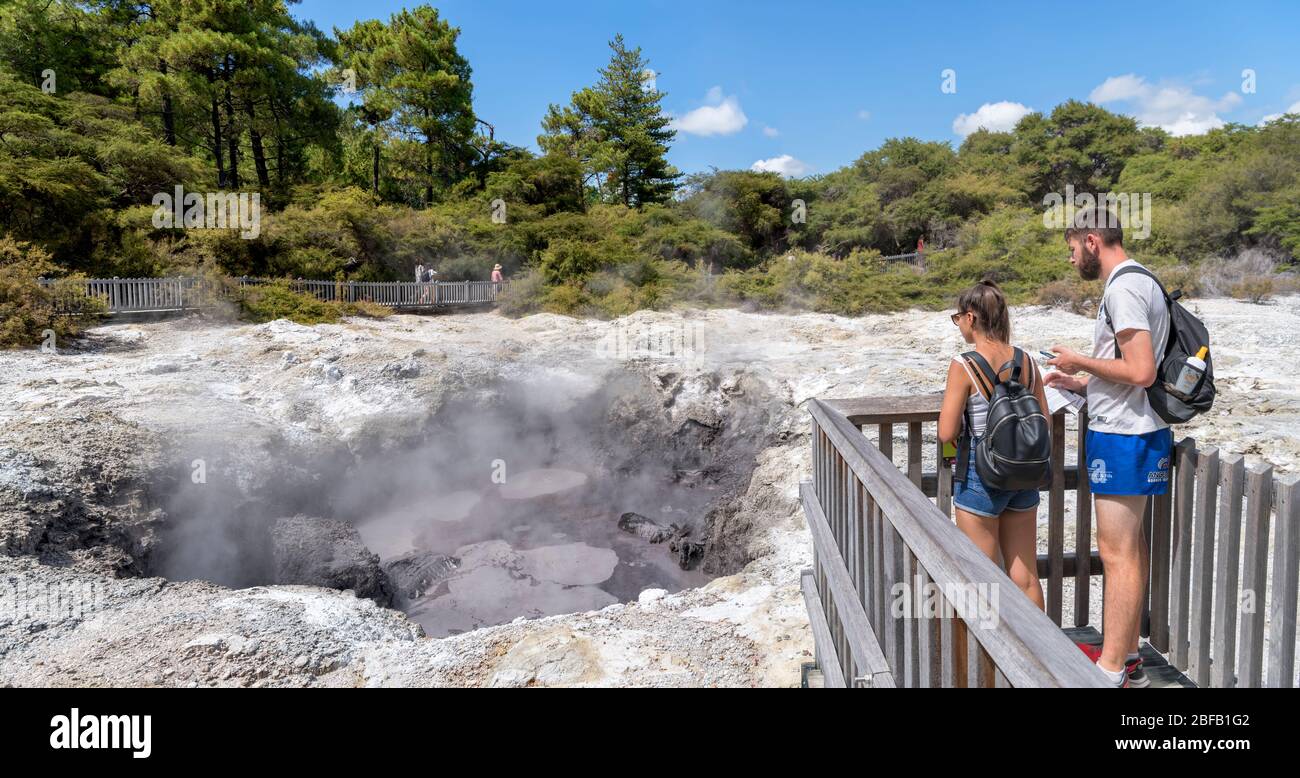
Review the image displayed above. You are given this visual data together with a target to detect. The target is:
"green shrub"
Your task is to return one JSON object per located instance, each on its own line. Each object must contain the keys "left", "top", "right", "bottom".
{"left": 0, "top": 236, "right": 105, "bottom": 349}
{"left": 496, "top": 269, "right": 547, "bottom": 317}
{"left": 1036, "top": 277, "right": 1102, "bottom": 316}
{"left": 346, "top": 300, "right": 393, "bottom": 319}
{"left": 237, "top": 280, "right": 343, "bottom": 324}
{"left": 542, "top": 283, "right": 587, "bottom": 315}
{"left": 1149, "top": 263, "right": 1202, "bottom": 297}
{"left": 1230, "top": 276, "right": 1274, "bottom": 303}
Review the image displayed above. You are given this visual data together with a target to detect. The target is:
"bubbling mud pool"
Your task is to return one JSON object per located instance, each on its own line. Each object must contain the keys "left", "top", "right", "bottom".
{"left": 153, "top": 368, "right": 772, "bottom": 638}
{"left": 356, "top": 465, "right": 715, "bottom": 637}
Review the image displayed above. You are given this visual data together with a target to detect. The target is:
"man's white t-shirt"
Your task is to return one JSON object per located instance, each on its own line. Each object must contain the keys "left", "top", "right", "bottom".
{"left": 1087, "top": 259, "right": 1170, "bottom": 434}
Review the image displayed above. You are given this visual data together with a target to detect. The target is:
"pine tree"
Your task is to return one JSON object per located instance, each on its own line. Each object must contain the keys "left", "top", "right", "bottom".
{"left": 340, "top": 6, "right": 476, "bottom": 207}
{"left": 540, "top": 34, "right": 678, "bottom": 207}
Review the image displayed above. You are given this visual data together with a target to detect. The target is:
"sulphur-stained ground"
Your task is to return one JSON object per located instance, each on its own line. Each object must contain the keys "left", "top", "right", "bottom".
{"left": 1, "top": 295, "right": 1297, "bottom": 686}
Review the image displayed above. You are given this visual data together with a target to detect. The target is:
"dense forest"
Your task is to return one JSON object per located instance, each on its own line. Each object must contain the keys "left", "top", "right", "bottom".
{"left": 2, "top": 0, "right": 1298, "bottom": 334}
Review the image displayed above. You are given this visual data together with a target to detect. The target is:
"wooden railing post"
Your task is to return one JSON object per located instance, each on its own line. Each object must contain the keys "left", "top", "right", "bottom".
{"left": 1237, "top": 463, "right": 1273, "bottom": 687}
{"left": 1170, "top": 439, "right": 1197, "bottom": 670}
{"left": 1075, "top": 412, "right": 1093, "bottom": 628}
{"left": 1047, "top": 411, "right": 1066, "bottom": 625}
{"left": 1211, "top": 453, "right": 1245, "bottom": 688}
{"left": 1189, "top": 447, "right": 1220, "bottom": 687}
{"left": 1267, "top": 475, "right": 1300, "bottom": 687}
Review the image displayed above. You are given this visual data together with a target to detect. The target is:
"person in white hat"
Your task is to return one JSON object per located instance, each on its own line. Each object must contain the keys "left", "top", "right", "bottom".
{"left": 490, "top": 264, "right": 504, "bottom": 299}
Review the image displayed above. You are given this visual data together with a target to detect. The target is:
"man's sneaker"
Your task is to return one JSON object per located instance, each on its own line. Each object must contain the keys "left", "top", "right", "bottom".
{"left": 1125, "top": 656, "right": 1151, "bottom": 688}
{"left": 1074, "top": 641, "right": 1136, "bottom": 687}
{"left": 1074, "top": 641, "right": 1103, "bottom": 662}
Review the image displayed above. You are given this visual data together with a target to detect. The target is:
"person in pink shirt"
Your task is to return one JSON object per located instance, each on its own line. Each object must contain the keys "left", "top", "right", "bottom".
{"left": 491, "top": 264, "right": 504, "bottom": 283}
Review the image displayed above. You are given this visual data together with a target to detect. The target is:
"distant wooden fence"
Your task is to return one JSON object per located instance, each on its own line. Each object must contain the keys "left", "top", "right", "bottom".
{"left": 38, "top": 276, "right": 508, "bottom": 315}
{"left": 878, "top": 251, "right": 926, "bottom": 270}
{"left": 803, "top": 394, "right": 1300, "bottom": 688}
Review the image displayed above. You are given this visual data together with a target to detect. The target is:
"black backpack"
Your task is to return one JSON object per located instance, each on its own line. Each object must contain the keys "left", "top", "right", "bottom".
{"left": 1103, "top": 266, "right": 1215, "bottom": 424}
{"left": 956, "top": 348, "right": 1053, "bottom": 491}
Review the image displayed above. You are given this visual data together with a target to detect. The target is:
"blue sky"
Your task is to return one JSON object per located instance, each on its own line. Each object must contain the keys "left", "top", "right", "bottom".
{"left": 297, "top": 0, "right": 1300, "bottom": 177}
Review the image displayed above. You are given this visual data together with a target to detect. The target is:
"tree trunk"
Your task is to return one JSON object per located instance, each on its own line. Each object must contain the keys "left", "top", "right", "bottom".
{"left": 223, "top": 58, "right": 239, "bottom": 189}
{"left": 159, "top": 60, "right": 176, "bottom": 146}
{"left": 273, "top": 105, "right": 285, "bottom": 187}
{"left": 211, "top": 95, "right": 225, "bottom": 188}
{"left": 372, "top": 141, "right": 380, "bottom": 193}
{"left": 425, "top": 140, "right": 434, "bottom": 207}
{"left": 247, "top": 103, "right": 270, "bottom": 188}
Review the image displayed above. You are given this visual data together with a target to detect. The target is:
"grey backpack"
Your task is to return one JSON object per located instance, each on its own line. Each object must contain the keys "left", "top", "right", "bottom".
{"left": 957, "top": 348, "right": 1053, "bottom": 491}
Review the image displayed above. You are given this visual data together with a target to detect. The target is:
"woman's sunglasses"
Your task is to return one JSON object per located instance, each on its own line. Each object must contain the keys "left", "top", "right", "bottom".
{"left": 950, "top": 311, "right": 971, "bottom": 326}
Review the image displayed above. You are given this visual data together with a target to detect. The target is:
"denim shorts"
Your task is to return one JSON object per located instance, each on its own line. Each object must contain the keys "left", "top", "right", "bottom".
{"left": 953, "top": 438, "right": 1041, "bottom": 518}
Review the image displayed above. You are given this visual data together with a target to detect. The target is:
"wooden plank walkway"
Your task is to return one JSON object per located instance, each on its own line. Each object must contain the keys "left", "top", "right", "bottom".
{"left": 1063, "top": 627, "right": 1196, "bottom": 688}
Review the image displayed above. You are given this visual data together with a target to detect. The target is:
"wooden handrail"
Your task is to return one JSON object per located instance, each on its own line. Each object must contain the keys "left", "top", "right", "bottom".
{"left": 823, "top": 394, "right": 944, "bottom": 425}
{"left": 800, "top": 482, "right": 895, "bottom": 687}
{"left": 805, "top": 392, "right": 1300, "bottom": 688}
{"left": 808, "top": 397, "right": 1109, "bottom": 687}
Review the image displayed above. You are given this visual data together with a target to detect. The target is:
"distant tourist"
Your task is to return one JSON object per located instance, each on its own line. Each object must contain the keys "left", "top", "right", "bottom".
{"left": 416, "top": 263, "right": 436, "bottom": 304}
{"left": 1044, "top": 207, "right": 1170, "bottom": 688}
{"left": 937, "top": 279, "right": 1047, "bottom": 612}
{"left": 491, "top": 263, "right": 504, "bottom": 284}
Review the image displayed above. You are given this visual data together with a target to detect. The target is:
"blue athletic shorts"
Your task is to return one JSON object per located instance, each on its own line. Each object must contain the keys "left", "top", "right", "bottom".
{"left": 1085, "top": 428, "right": 1173, "bottom": 495}
{"left": 953, "top": 438, "right": 1041, "bottom": 518}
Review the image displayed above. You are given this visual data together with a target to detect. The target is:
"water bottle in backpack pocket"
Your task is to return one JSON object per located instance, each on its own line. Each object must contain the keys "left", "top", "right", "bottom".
{"left": 955, "top": 348, "right": 1053, "bottom": 491}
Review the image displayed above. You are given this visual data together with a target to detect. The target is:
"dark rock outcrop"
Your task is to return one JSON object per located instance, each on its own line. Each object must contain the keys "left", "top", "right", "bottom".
{"left": 271, "top": 515, "right": 393, "bottom": 606}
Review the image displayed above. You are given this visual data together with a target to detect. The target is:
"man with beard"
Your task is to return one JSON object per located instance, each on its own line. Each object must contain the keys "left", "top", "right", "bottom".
{"left": 1044, "top": 206, "right": 1170, "bottom": 688}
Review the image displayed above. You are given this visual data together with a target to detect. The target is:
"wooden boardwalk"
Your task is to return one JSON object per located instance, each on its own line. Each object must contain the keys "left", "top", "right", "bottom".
{"left": 801, "top": 394, "right": 1299, "bottom": 688}
{"left": 1064, "top": 627, "right": 1195, "bottom": 688}
{"left": 40, "top": 276, "right": 508, "bottom": 315}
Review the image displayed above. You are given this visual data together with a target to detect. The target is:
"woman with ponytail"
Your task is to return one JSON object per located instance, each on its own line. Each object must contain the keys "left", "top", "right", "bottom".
{"left": 937, "top": 279, "right": 1047, "bottom": 610}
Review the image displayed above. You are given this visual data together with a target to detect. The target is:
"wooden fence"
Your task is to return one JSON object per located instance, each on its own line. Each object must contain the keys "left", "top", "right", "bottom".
{"left": 803, "top": 394, "right": 1300, "bottom": 687}
{"left": 39, "top": 276, "right": 507, "bottom": 314}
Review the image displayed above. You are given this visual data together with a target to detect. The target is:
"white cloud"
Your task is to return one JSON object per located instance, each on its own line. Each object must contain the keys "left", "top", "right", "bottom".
{"left": 952, "top": 101, "right": 1033, "bottom": 137}
{"left": 1089, "top": 74, "right": 1242, "bottom": 136}
{"left": 751, "top": 154, "right": 810, "bottom": 177}
{"left": 857, "top": 109, "right": 872, "bottom": 121}
{"left": 762, "top": 125, "right": 779, "bottom": 137}
{"left": 1089, "top": 74, "right": 1147, "bottom": 102}
{"left": 1259, "top": 100, "right": 1300, "bottom": 125}
{"left": 671, "top": 87, "right": 748, "bottom": 137}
